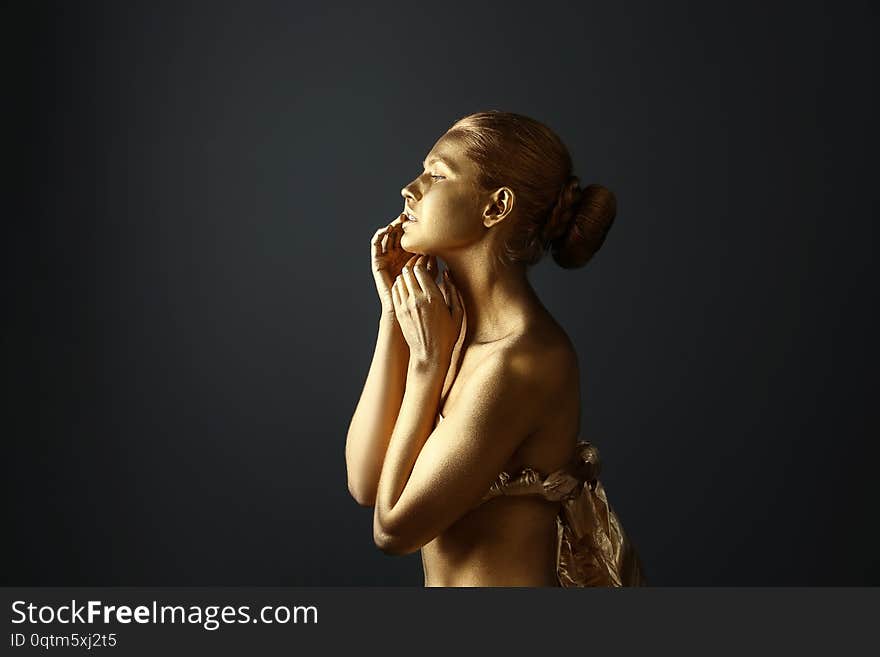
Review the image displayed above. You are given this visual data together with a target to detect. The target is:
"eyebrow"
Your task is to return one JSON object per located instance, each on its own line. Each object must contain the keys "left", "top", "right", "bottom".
{"left": 422, "top": 156, "right": 457, "bottom": 173}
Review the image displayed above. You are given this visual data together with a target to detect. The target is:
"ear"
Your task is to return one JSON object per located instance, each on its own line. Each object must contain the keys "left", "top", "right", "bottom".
{"left": 482, "top": 187, "right": 515, "bottom": 228}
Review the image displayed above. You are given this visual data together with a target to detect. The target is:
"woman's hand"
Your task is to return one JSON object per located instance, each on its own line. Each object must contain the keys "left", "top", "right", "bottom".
{"left": 372, "top": 215, "right": 416, "bottom": 318}
{"left": 392, "top": 255, "right": 464, "bottom": 373}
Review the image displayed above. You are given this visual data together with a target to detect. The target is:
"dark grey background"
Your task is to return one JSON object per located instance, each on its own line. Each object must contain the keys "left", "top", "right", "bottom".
{"left": 5, "top": 0, "right": 877, "bottom": 585}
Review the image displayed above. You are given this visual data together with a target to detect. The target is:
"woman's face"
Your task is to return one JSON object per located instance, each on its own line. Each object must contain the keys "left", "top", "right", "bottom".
{"left": 399, "top": 135, "right": 487, "bottom": 255}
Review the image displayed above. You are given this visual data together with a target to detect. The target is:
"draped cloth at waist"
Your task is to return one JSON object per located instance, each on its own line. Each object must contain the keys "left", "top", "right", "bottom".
{"left": 478, "top": 441, "right": 648, "bottom": 587}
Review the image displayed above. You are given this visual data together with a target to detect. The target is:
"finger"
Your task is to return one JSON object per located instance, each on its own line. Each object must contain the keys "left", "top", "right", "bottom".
{"left": 413, "top": 256, "right": 439, "bottom": 298}
{"left": 392, "top": 222, "right": 405, "bottom": 250}
{"left": 446, "top": 270, "right": 463, "bottom": 323}
{"left": 438, "top": 275, "right": 451, "bottom": 307}
{"left": 388, "top": 215, "right": 404, "bottom": 248}
{"left": 372, "top": 226, "right": 388, "bottom": 254}
{"left": 417, "top": 254, "right": 436, "bottom": 288}
{"left": 392, "top": 275, "right": 405, "bottom": 305}
{"left": 455, "top": 285, "right": 466, "bottom": 339}
{"left": 395, "top": 273, "right": 409, "bottom": 303}
{"left": 373, "top": 224, "right": 394, "bottom": 254}
{"left": 391, "top": 278, "right": 402, "bottom": 310}
{"left": 427, "top": 255, "right": 439, "bottom": 283}
{"left": 401, "top": 260, "right": 421, "bottom": 298}
{"left": 456, "top": 287, "right": 465, "bottom": 330}
{"left": 402, "top": 254, "right": 420, "bottom": 278}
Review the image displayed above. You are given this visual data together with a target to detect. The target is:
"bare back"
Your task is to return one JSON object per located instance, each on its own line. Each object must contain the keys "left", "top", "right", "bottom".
{"left": 421, "top": 312, "right": 581, "bottom": 586}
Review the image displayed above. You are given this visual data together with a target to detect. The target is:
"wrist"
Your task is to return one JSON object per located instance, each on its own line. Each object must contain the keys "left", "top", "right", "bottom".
{"left": 407, "top": 355, "right": 448, "bottom": 379}
{"left": 378, "top": 314, "right": 408, "bottom": 350}
{"left": 379, "top": 310, "right": 398, "bottom": 325}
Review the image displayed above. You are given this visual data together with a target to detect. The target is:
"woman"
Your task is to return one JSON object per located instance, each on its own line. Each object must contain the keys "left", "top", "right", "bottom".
{"left": 346, "top": 111, "right": 646, "bottom": 587}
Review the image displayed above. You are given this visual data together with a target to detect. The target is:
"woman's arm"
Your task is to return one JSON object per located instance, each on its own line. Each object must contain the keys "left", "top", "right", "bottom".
{"left": 345, "top": 312, "right": 409, "bottom": 506}
{"left": 373, "top": 349, "right": 550, "bottom": 555}
{"left": 346, "top": 217, "right": 418, "bottom": 506}
{"left": 371, "top": 257, "right": 552, "bottom": 555}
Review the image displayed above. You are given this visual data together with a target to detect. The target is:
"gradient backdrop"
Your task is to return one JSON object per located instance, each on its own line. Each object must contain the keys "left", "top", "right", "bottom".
{"left": 6, "top": 0, "right": 877, "bottom": 585}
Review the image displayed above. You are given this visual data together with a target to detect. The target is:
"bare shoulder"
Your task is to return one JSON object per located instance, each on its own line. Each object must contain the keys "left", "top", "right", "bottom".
{"left": 470, "top": 318, "right": 579, "bottom": 430}
{"left": 507, "top": 316, "right": 579, "bottom": 390}
{"left": 501, "top": 317, "right": 581, "bottom": 470}
{"left": 440, "top": 314, "right": 579, "bottom": 436}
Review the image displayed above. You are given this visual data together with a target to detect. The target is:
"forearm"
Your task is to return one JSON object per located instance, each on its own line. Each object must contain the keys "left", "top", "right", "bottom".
{"left": 345, "top": 314, "right": 410, "bottom": 505}
{"left": 374, "top": 360, "right": 445, "bottom": 535}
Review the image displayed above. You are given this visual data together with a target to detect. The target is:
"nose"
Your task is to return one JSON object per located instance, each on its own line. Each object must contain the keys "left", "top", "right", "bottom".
{"left": 401, "top": 178, "right": 420, "bottom": 203}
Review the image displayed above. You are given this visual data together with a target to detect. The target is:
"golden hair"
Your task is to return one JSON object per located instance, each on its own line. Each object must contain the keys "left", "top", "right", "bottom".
{"left": 444, "top": 111, "right": 617, "bottom": 269}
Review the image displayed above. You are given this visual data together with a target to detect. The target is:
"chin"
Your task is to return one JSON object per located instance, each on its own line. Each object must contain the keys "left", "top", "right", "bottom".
{"left": 400, "top": 234, "right": 426, "bottom": 254}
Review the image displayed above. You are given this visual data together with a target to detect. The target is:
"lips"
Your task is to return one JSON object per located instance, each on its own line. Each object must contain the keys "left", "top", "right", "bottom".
{"left": 403, "top": 208, "right": 418, "bottom": 222}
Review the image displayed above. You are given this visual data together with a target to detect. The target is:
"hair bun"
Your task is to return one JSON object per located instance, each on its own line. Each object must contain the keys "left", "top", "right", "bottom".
{"left": 541, "top": 176, "right": 582, "bottom": 245}
{"left": 550, "top": 183, "right": 617, "bottom": 269}
{"left": 445, "top": 111, "right": 615, "bottom": 269}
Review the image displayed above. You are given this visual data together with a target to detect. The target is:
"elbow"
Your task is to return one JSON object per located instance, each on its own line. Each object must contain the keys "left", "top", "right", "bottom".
{"left": 372, "top": 515, "right": 421, "bottom": 556}
{"left": 373, "top": 530, "right": 418, "bottom": 556}
{"left": 347, "top": 478, "right": 376, "bottom": 507}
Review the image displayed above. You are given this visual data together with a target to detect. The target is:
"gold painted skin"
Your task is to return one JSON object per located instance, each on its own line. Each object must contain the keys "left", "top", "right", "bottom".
{"left": 345, "top": 134, "right": 645, "bottom": 586}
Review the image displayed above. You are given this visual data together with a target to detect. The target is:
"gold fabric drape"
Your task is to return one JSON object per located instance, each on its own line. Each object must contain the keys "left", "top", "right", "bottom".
{"left": 480, "top": 441, "right": 648, "bottom": 587}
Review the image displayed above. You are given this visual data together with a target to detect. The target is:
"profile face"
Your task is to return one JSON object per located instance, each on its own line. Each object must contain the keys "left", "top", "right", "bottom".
{"left": 399, "top": 134, "right": 487, "bottom": 255}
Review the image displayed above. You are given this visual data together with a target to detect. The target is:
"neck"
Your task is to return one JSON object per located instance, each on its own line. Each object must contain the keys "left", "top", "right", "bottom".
{"left": 440, "top": 246, "right": 544, "bottom": 345}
